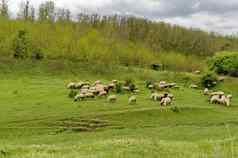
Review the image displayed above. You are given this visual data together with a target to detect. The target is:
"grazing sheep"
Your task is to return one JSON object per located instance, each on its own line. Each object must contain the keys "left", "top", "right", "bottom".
{"left": 123, "top": 86, "right": 131, "bottom": 92}
{"left": 225, "top": 95, "right": 233, "bottom": 106}
{"left": 99, "top": 91, "right": 107, "bottom": 97}
{"left": 210, "top": 94, "right": 221, "bottom": 104}
{"left": 85, "top": 92, "right": 95, "bottom": 98}
{"left": 112, "top": 80, "right": 118, "bottom": 84}
{"left": 75, "top": 82, "right": 84, "bottom": 89}
{"left": 74, "top": 94, "right": 85, "bottom": 101}
{"left": 159, "top": 81, "right": 167, "bottom": 88}
{"left": 94, "top": 80, "right": 102, "bottom": 85}
{"left": 129, "top": 96, "right": 137, "bottom": 105}
{"left": 210, "top": 91, "right": 225, "bottom": 97}
{"left": 160, "top": 96, "right": 172, "bottom": 106}
{"left": 210, "top": 94, "right": 232, "bottom": 107}
{"left": 81, "top": 85, "right": 90, "bottom": 90}
{"left": 108, "top": 83, "right": 116, "bottom": 89}
{"left": 190, "top": 84, "right": 199, "bottom": 89}
{"left": 150, "top": 93, "right": 164, "bottom": 101}
{"left": 67, "top": 82, "right": 76, "bottom": 89}
{"left": 107, "top": 95, "right": 117, "bottom": 103}
{"left": 203, "top": 88, "right": 210, "bottom": 95}
{"left": 148, "top": 84, "right": 154, "bottom": 89}
{"left": 167, "top": 83, "right": 177, "bottom": 88}
{"left": 160, "top": 93, "right": 174, "bottom": 106}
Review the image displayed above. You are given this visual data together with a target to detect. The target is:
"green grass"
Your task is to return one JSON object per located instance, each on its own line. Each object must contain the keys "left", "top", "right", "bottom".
{"left": 0, "top": 59, "right": 238, "bottom": 158}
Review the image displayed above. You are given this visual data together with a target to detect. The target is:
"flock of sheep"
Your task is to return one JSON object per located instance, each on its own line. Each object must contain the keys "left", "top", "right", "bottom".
{"left": 66, "top": 79, "right": 233, "bottom": 107}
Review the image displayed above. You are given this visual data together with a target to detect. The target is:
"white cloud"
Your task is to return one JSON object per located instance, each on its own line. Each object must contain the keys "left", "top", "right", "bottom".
{"left": 7, "top": 0, "right": 238, "bottom": 35}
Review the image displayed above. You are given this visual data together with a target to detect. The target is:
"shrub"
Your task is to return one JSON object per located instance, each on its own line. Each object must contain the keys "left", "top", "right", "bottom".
{"left": 115, "top": 82, "right": 123, "bottom": 94}
{"left": 31, "top": 47, "right": 44, "bottom": 60}
{"left": 201, "top": 71, "right": 218, "bottom": 88}
{"left": 68, "top": 90, "right": 78, "bottom": 98}
{"left": 13, "top": 30, "right": 30, "bottom": 59}
{"left": 209, "top": 51, "right": 238, "bottom": 77}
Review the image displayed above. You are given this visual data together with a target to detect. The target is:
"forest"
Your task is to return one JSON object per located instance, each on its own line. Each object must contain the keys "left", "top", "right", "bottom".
{"left": 0, "top": 0, "right": 238, "bottom": 69}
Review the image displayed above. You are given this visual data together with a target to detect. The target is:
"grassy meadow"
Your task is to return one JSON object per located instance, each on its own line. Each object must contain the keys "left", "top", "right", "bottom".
{"left": 0, "top": 59, "right": 238, "bottom": 158}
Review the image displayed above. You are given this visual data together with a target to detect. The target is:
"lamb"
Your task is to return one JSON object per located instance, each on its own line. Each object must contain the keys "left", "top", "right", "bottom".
{"left": 128, "top": 96, "right": 137, "bottom": 105}
{"left": 107, "top": 95, "right": 117, "bottom": 103}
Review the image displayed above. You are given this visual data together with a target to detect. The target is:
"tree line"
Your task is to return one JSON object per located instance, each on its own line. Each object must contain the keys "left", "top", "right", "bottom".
{"left": 0, "top": 0, "right": 238, "bottom": 66}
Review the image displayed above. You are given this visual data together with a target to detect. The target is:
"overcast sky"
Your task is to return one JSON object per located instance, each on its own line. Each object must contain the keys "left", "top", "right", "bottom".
{"left": 9, "top": 0, "right": 238, "bottom": 35}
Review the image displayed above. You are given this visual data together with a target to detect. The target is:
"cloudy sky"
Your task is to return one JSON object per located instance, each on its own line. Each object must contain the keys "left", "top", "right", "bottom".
{"left": 9, "top": 0, "right": 238, "bottom": 35}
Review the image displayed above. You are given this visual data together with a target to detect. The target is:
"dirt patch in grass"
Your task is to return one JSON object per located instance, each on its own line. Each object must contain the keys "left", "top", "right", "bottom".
{"left": 51, "top": 118, "right": 123, "bottom": 134}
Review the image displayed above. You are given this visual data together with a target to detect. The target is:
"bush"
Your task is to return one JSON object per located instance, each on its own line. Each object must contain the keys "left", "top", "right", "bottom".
{"left": 209, "top": 51, "right": 238, "bottom": 77}
{"left": 13, "top": 30, "right": 30, "bottom": 59}
{"left": 115, "top": 82, "right": 123, "bottom": 94}
{"left": 31, "top": 47, "right": 44, "bottom": 60}
{"left": 201, "top": 71, "right": 218, "bottom": 88}
{"left": 68, "top": 90, "right": 78, "bottom": 98}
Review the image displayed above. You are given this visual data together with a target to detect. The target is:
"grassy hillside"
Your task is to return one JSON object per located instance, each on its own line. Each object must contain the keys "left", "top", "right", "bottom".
{"left": 0, "top": 60, "right": 238, "bottom": 158}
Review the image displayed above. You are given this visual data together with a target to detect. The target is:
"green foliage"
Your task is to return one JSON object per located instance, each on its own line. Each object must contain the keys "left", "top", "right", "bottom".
{"left": 115, "top": 82, "right": 123, "bottom": 94}
{"left": 209, "top": 51, "right": 238, "bottom": 77}
{"left": 201, "top": 71, "right": 218, "bottom": 88}
{"left": 68, "top": 90, "right": 78, "bottom": 98}
{"left": 12, "top": 30, "right": 30, "bottom": 59}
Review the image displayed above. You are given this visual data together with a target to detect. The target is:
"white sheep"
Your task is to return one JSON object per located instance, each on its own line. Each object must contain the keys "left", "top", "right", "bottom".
{"left": 107, "top": 95, "right": 117, "bottom": 103}
{"left": 74, "top": 93, "right": 85, "bottom": 101}
{"left": 67, "top": 82, "right": 76, "bottom": 89}
{"left": 190, "top": 84, "right": 199, "bottom": 89}
{"left": 94, "top": 80, "right": 102, "bottom": 85}
{"left": 210, "top": 94, "right": 230, "bottom": 106}
{"left": 210, "top": 94, "right": 223, "bottom": 105}
{"left": 203, "top": 88, "right": 210, "bottom": 95}
{"left": 225, "top": 95, "right": 233, "bottom": 106}
{"left": 150, "top": 93, "right": 164, "bottom": 101}
{"left": 160, "top": 97, "right": 172, "bottom": 106}
{"left": 99, "top": 91, "right": 107, "bottom": 97}
{"left": 129, "top": 96, "right": 137, "bottom": 105}
{"left": 210, "top": 91, "right": 225, "bottom": 97}
{"left": 112, "top": 80, "right": 118, "bottom": 84}
{"left": 85, "top": 92, "right": 95, "bottom": 98}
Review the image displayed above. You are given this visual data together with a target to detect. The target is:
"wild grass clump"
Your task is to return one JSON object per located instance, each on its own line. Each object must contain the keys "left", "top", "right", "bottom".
{"left": 171, "top": 106, "right": 180, "bottom": 113}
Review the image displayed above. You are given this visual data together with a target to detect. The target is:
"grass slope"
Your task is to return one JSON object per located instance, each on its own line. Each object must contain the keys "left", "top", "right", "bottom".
{"left": 0, "top": 59, "right": 238, "bottom": 158}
